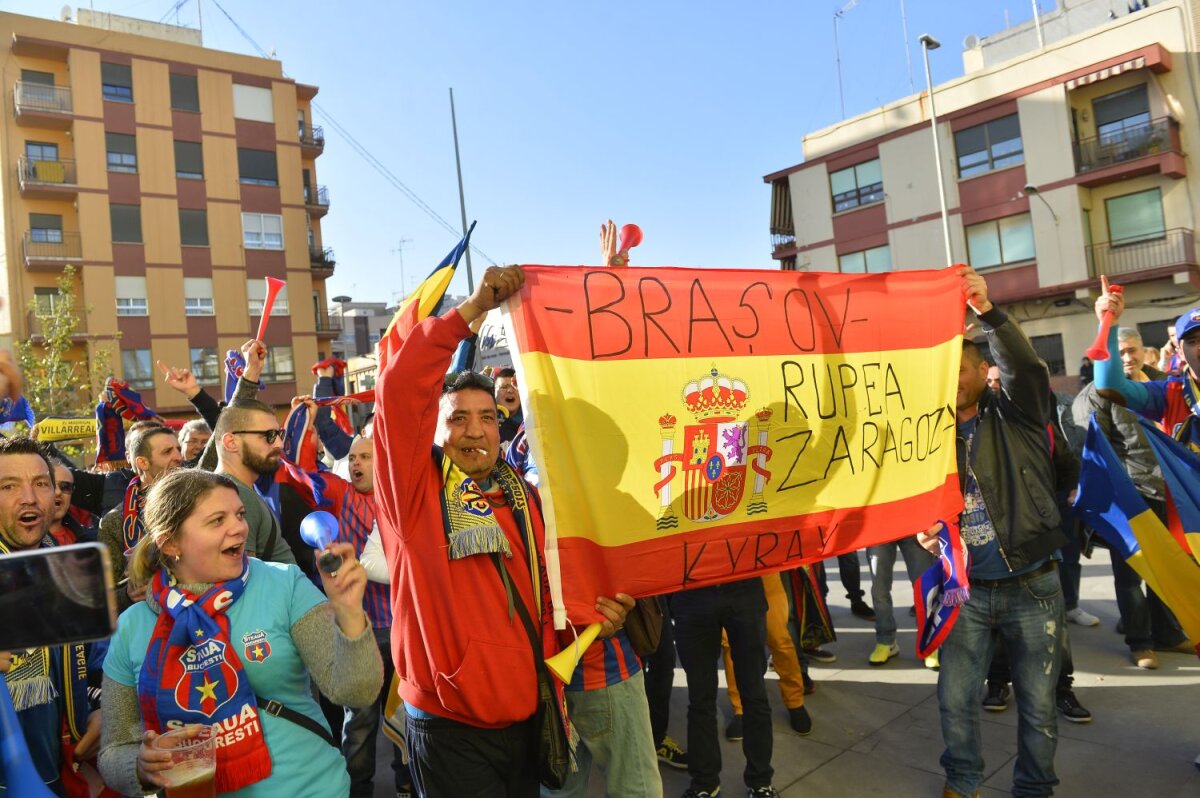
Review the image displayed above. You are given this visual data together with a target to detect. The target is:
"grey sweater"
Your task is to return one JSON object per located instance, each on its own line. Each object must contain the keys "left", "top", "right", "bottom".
{"left": 98, "top": 586, "right": 382, "bottom": 796}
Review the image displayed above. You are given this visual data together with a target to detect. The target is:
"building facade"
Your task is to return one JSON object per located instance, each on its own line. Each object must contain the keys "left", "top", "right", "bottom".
{"left": 1, "top": 9, "right": 339, "bottom": 413}
{"left": 766, "top": 0, "right": 1200, "bottom": 386}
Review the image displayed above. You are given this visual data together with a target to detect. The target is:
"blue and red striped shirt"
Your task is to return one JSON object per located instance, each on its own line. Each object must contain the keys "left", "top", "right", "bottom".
{"left": 565, "top": 631, "right": 641, "bottom": 692}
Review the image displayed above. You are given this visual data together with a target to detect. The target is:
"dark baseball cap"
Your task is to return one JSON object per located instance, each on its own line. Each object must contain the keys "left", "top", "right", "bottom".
{"left": 1175, "top": 307, "right": 1200, "bottom": 342}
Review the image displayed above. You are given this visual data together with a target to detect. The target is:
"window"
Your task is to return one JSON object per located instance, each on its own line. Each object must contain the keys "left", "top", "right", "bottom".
{"left": 179, "top": 209, "right": 209, "bottom": 246}
{"left": 115, "top": 276, "right": 147, "bottom": 316}
{"left": 33, "top": 287, "right": 61, "bottom": 315}
{"left": 25, "top": 141, "right": 58, "bottom": 162}
{"left": 106, "top": 133, "right": 137, "bottom": 173}
{"left": 30, "top": 213, "right": 63, "bottom": 243}
{"left": 101, "top": 63, "right": 133, "bottom": 103}
{"left": 110, "top": 204, "right": 143, "bottom": 244}
{"left": 241, "top": 213, "right": 283, "bottom": 249}
{"left": 121, "top": 349, "right": 153, "bottom": 390}
{"left": 174, "top": 140, "right": 203, "bottom": 179}
{"left": 955, "top": 114, "right": 1023, "bottom": 177}
{"left": 20, "top": 70, "right": 56, "bottom": 104}
{"left": 237, "top": 148, "right": 278, "bottom": 186}
{"left": 190, "top": 347, "right": 221, "bottom": 385}
{"left": 838, "top": 244, "right": 892, "bottom": 273}
{"left": 263, "top": 346, "right": 295, "bottom": 381}
{"left": 1094, "top": 85, "right": 1150, "bottom": 144}
{"left": 829, "top": 159, "right": 883, "bottom": 212}
{"left": 247, "top": 280, "right": 289, "bottom": 316}
{"left": 169, "top": 73, "right": 199, "bottom": 112}
{"left": 966, "top": 213, "right": 1035, "bottom": 268}
{"left": 1106, "top": 188, "right": 1165, "bottom": 244}
{"left": 184, "top": 277, "right": 214, "bottom": 316}
{"left": 1031, "top": 334, "right": 1065, "bottom": 376}
{"left": 21, "top": 69, "right": 54, "bottom": 86}
{"left": 232, "top": 84, "right": 274, "bottom": 122}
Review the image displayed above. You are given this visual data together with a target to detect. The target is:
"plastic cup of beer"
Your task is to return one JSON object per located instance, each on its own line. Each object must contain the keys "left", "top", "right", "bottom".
{"left": 152, "top": 724, "right": 216, "bottom": 798}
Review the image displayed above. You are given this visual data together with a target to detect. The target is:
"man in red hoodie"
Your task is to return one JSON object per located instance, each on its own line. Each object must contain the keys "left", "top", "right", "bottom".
{"left": 373, "top": 265, "right": 632, "bottom": 797}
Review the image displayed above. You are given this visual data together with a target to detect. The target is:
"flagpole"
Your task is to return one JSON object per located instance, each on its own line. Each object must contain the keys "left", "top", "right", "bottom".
{"left": 449, "top": 88, "right": 475, "bottom": 294}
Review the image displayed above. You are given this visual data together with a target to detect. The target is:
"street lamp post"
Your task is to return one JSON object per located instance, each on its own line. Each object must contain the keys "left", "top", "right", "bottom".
{"left": 920, "top": 34, "right": 953, "bottom": 267}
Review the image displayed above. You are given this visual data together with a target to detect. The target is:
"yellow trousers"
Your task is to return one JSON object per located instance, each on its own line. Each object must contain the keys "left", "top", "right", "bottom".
{"left": 723, "top": 572, "right": 805, "bottom": 713}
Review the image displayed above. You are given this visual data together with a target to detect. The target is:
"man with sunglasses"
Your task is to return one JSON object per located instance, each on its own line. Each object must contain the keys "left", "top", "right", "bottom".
{"left": 213, "top": 398, "right": 296, "bottom": 565}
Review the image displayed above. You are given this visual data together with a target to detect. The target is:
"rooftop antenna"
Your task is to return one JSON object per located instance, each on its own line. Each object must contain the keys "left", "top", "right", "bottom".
{"left": 833, "top": 0, "right": 860, "bottom": 118}
{"left": 900, "top": 0, "right": 915, "bottom": 93}
{"left": 391, "top": 237, "right": 413, "bottom": 296}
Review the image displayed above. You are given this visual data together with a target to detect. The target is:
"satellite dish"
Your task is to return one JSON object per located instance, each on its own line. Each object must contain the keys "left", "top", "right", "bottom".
{"left": 60, "top": 5, "right": 73, "bottom": 22}
{"left": 963, "top": 34, "right": 980, "bottom": 49}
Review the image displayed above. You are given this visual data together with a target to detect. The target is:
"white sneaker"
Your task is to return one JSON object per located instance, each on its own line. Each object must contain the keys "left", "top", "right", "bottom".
{"left": 1067, "top": 607, "right": 1100, "bottom": 627}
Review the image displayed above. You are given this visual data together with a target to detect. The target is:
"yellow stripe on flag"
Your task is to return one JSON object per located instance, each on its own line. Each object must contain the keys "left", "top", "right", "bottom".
{"left": 522, "top": 338, "right": 961, "bottom": 547}
{"left": 1126, "top": 510, "right": 1200, "bottom": 644}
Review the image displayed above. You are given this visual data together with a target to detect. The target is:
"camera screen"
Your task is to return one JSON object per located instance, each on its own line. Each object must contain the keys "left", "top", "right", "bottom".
{"left": 0, "top": 543, "right": 117, "bottom": 651}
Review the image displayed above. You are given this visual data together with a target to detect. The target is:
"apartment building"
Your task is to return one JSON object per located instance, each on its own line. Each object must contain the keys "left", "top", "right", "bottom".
{"left": 766, "top": 0, "right": 1200, "bottom": 385}
{"left": 0, "top": 9, "right": 339, "bottom": 413}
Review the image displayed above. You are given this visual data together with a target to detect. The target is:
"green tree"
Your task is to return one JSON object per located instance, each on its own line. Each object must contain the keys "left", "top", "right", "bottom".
{"left": 15, "top": 265, "right": 118, "bottom": 424}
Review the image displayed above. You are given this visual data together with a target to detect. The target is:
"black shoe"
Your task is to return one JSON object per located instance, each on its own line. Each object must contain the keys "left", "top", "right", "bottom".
{"left": 788, "top": 705, "right": 813, "bottom": 736}
{"left": 850, "top": 598, "right": 877, "bottom": 621}
{"left": 725, "top": 714, "right": 744, "bottom": 741}
{"left": 682, "top": 787, "right": 721, "bottom": 798}
{"left": 981, "top": 683, "right": 1010, "bottom": 712}
{"left": 802, "top": 672, "right": 817, "bottom": 694}
{"left": 656, "top": 736, "right": 689, "bottom": 769}
{"left": 1056, "top": 691, "right": 1093, "bottom": 723}
{"left": 803, "top": 647, "right": 837, "bottom": 664}
{"left": 747, "top": 788, "right": 781, "bottom": 798}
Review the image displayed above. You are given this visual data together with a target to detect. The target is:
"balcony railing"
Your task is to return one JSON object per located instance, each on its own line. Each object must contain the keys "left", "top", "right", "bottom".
{"left": 771, "top": 232, "right": 796, "bottom": 250}
{"left": 27, "top": 308, "right": 87, "bottom": 339}
{"left": 1074, "top": 117, "right": 1179, "bottom": 173}
{"left": 14, "top": 81, "right": 73, "bottom": 115}
{"left": 304, "top": 185, "right": 330, "bottom": 210}
{"left": 1085, "top": 227, "right": 1196, "bottom": 277}
{"left": 23, "top": 231, "right": 82, "bottom": 267}
{"left": 18, "top": 156, "right": 77, "bottom": 190}
{"left": 299, "top": 124, "right": 325, "bottom": 154}
{"left": 309, "top": 246, "right": 336, "bottom": 272}
{"left": 316, "top": 313, "right": 344, "bottom": 333}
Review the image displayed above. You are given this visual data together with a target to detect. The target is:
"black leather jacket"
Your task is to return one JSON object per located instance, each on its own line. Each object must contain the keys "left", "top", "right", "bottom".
{"left": 958, "top": 308, "right": 1066, "bottom": 571}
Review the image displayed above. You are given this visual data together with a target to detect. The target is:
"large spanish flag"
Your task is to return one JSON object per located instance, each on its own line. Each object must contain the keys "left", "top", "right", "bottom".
{"left": 504, "top": 265, "right": 965, "bottom": 628}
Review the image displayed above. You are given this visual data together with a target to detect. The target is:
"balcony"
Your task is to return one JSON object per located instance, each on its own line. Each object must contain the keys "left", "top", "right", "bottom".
{"left": 315, "top": 313, "right": 343, "bottom": 338}
{"left": 17, "top": 156, "right": 77, "bottom": 198}
{"left": 1073, "top": 117, "right": 1186, "bottom": 187}
{"left": 310, "top": 246, "right": 336, "bottom": 277}
{"left": 23, "top": 231, "right": 82, "bottom": 271}
{"left": 27, "top": 308, "right": 88, "bottom": 342}
{"left": 304, "top": 185, "right": 330, "bottom": 217}
{"left": 13, "top": 82, "right": 73, "bottom": 128}
{"left": 299, "top": 124, "right": 325, "bottom": 158}
{"left": 1085, "top": 228, "right": 1197, "bottom": 279}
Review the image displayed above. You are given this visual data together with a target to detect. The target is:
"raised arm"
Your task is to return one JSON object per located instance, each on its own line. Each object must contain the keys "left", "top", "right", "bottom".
{"left": 1091, "top": 278, "right": 1160, "bottom": 416}
{"left": 312, "top": 370, "right": 353, "bottom": 460}
{"left": 197, "top": 340, "right": 267, "bottom": 472}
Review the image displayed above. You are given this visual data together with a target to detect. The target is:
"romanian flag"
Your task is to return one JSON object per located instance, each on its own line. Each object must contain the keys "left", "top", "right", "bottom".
{"left": 378, "top": 223, "right": 475, "bottom": 368}
{"left": 1074, "top": 416, "right": 1200, "bottom": 646}
{"left": 503, "top": 265, "right": 966, "bottom": 628}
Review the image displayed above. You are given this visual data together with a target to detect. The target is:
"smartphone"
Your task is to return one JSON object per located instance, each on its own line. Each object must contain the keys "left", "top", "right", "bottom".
{"left": 0, "top": 542, "right": 118, "bottom": 651}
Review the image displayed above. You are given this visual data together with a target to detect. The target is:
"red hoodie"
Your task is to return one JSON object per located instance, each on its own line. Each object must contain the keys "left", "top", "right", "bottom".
{"left": 374, "top": 309, "right": 553, "bottom": 728}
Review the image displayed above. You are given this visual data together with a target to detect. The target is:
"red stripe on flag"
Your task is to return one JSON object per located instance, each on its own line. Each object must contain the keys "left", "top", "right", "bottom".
{"left": 552, "top": 474, "right": 962, "bottom": 624}
{"left": 510, "top": 266, "right": 964, "bottom": 361}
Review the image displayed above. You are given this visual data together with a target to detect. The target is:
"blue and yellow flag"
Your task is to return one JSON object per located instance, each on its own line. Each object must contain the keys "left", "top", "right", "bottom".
{"left": 378, "top": 222, "right": 476, "bottom": 367}
{"left": 1074, "top": 416, "right": 1200, "bottom": 647}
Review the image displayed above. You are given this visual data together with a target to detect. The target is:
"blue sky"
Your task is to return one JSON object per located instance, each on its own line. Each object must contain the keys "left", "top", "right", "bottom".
{"left": 8, "top": 0, "right": 1050, "bottom": 304}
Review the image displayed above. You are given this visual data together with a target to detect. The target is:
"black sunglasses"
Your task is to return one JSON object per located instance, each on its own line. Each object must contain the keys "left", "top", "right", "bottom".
{"left": 232, "top": 429, "right": 285, "bottom": 444}
{"left": 442, "top": 370, "right": 496, "bottom": 393}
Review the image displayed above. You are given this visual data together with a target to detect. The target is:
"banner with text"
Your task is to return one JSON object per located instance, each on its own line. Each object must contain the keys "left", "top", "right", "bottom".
{"left": 504, "top": 265, "right": 966, "bottom": 628}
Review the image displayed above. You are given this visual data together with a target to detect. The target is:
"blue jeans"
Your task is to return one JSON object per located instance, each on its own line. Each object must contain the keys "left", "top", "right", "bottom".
{"left": 868, "top": 538, "right": 934, "bottom": 645}
{"left": 541, "top": 671, "right": 661, "bottom": 798}
{"left": 938, "top": 567, "right": 1065, "bottom": 798}
{"left": 344, "top": 626, "right": 408, "bottom": 796}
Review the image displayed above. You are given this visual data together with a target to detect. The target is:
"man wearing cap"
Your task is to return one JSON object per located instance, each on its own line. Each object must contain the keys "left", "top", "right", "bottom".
{"left": 1093, "top": 279, "right": 1200, "bottom": 450}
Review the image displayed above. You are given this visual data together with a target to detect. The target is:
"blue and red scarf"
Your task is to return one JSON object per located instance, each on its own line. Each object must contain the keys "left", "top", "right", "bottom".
{"left": 225, "top": 351, "right": 266, "bottom": 404}
{"left": 914, "top": 520, "right": 971, "bottom": 658}
{"left": 138, "top": 562, "right": 271, "bottom": 792}
{"left": 312, "top": 358, "right": 354, "bottom": 436}
{"left": 95, "top": 378, "right": 158, "bottom": 464}
{"left": 121, "top": 476, "right": 146, "bottom": 552}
